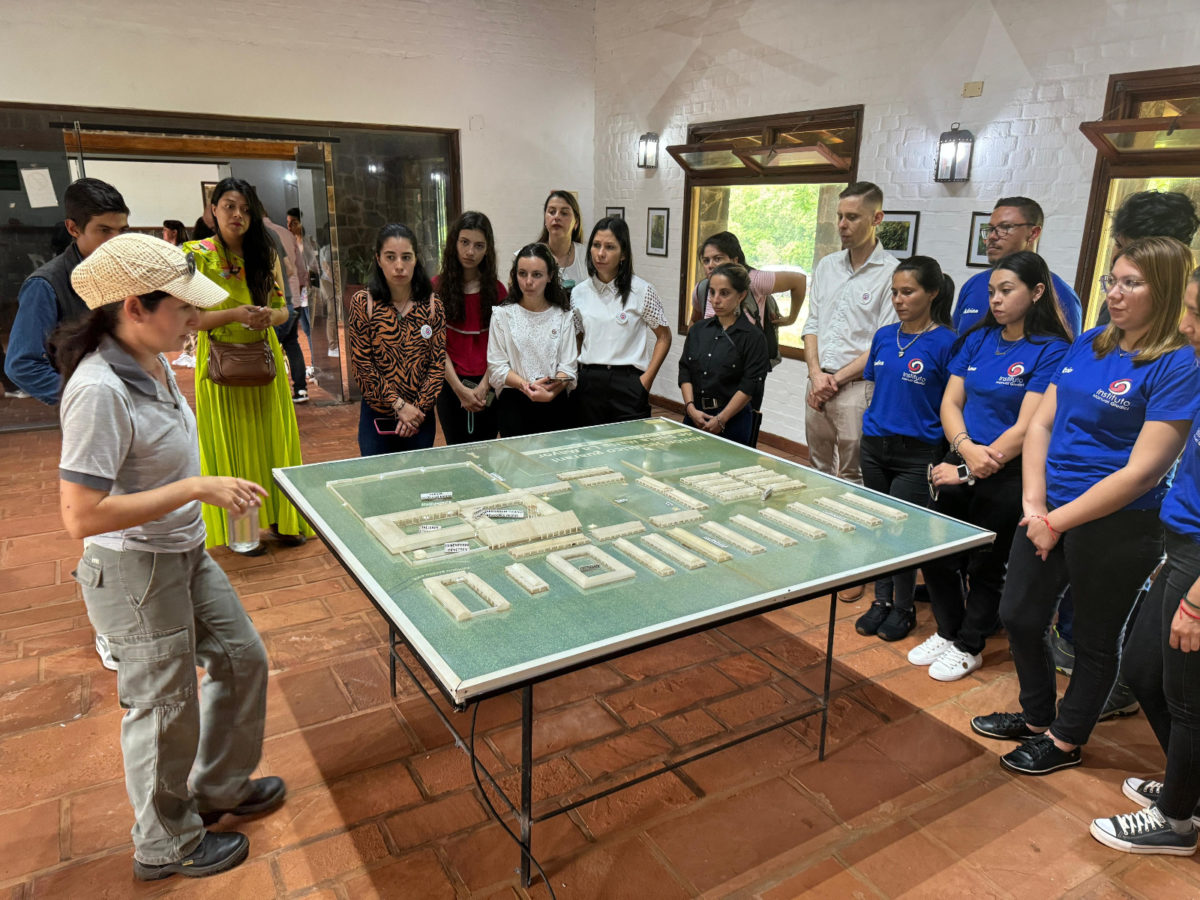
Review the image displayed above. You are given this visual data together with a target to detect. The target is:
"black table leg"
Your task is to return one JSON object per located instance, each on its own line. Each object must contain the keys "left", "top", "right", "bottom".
{"left": 520, "top": 684, "right": 534, "bottom": 888}
{"left": 389, "top": 625, "right": 398, "bottom": 699}
{"left": 819, "top": 589, "right": 837, "bottom": 760}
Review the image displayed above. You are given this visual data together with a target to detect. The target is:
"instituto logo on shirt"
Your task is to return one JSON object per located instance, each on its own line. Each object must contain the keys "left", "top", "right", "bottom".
{"left": 996, "top": 361, "right": 1027, "bottom": 386}
{"left": 1093, "top": 377, "right": 1134, "bottom": 410}
{"left": 902, "top": 357, "right": 927, "bottom": 386}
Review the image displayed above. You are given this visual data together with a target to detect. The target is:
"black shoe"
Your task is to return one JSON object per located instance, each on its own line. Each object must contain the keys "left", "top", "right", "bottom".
{"left": 970, "top": 711, "right": 1045, "bottom": 742}
{"left": 855, "top": 601, "right": 890, "bottom": 636}
{"left": 269, "top": 525, "right": 306, "bottom": 547}
{"left": 912, "top": 583, "right": 930, "bottom": 603}
{"left": 877, "top": 606, "right": 916, "bottom": 642}
{"left": 1091, "top": 806, "right": 1197, "bottom": 856}
{"left": 199, "top": 776, "right": 287, "bottom": 826}
{"left": 291, "top": 388, "right": 309, "bottom": 404}
{"left": 133, "top": 831, "right": 249, "bottom": 881}
{"left": 1099, "top": 680, "right": 1140, "bottom": 721}
{"left": 1000, "top": 734, "right": 1081, "bottom": 775}
{"left": 1051, "top": 627, "right": 1075, "bottom": 676}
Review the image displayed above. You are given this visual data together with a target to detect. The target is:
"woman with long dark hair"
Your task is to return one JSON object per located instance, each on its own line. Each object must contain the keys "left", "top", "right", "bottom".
{"left": 536, "top": 190, "right": 587, "bottom": 294}
{"left": 854, "top": 256, "right": 956, "bottom": 642}
{"left": 688, "top": 230, "right": 807, "bottom": 332}
{"left": 182, "top": 178, "right": 311, "bottom": 554}
{"left": 434, "top": 211, "right": 505, "bottom": 444}
{"left": 487, "top": 243, "right": 577, "bottom": 437}
{"left": 678, "top": 263, "right": 769, "bottom": 446}
{"left": 52, "top": 233, "right": 284, "bottom": 881}
{"left": 971, "top": 238, "right": 1200, "bottom": 778}
{"left": 348, "top": 223, "right": 446, "bottom": 456}
{"left": 571, "top": 216, "right": 672, "bottom": 425}
{"left": 908, "top": 251, "right": 1070, "bottom": 681}
{"left": 162, "top": 220, "right": 189, "bottom": 246}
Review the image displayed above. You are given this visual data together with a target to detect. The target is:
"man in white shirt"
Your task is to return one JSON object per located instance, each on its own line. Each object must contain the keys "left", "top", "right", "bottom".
{"left": 802, "top": 181, "right": 899, "bottom": 488}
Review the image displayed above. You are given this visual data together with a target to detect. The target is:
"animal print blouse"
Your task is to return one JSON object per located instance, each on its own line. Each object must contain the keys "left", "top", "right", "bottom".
{"left": 348, "top": 289, "right": 447, "bottom": 414}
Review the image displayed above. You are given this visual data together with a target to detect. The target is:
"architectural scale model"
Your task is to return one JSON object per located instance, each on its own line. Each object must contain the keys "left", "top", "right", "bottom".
{"left": 643, "top": 533, "right": 707, "bottom": 570}
{"left": 814, "top": 496, "right": 883, "bottom": 527}
{"left": 784, "top": 503, "right": 855, "bottom": 533}
{"left": 700, "top": 520, "right": 765, "bottom": 554}
{"left": 545, "top": 545, "right": 636, "bottom": 589}
{"left": 589, "top": 521, "right": 646, "bottom": 541}
{"left": 505, "top": 563, "right": 550, "bottom": 595}
{"left": 761, "top": 507, "right": 830, "bottom": 540}
{"left": 729, "top": 513, "right": 797, "bottom": 546}
{"left": 666, "top": 527, "right": 733, "bottom": 562}
{"left": 839, "top": 492, "right": 909, "bottom": 520}
{"left": 423, "top": 571, "right": 511, "bottom": 622}
{"left": 612, "top": 537, "right": 676, "bottom": 576}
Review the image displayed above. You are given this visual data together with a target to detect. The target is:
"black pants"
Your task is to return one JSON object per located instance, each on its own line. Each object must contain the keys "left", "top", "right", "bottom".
{"left": 357, "top": 400, "right": 436, "bottom": 456}
{"left": 495, "top": 388, "right": 571, "bottom": 438}
{"left": 274, "top": 306, "right": 306, "bottom": 395}
{"left": 1122, "top": 529, "right": 1200, "bottom": 819}
{"left": 435, "top": 378, "right": 498, "bottom": 445}
{"left": 861, "top": 434, "right": 942, "bottom": 611}
{"left": 575, "top": 365, "right": 650, "bottom": 427}
{"left": 1000, "top": 507, "right": 1162, "bottom": 745}
{"left": 923, "top": 464, "right": 1022, "bottom": 655}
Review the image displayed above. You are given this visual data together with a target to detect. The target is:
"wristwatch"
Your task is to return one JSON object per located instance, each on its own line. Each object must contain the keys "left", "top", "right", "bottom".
{"left": 955, "top": 463, "right": 976, "bottom": 486}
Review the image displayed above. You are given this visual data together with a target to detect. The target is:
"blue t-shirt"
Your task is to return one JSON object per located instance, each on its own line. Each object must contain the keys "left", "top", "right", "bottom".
{"left": 862, "top": 323, "right": 956, "bottom": 443}
{"left": 953, "top": 269, "right": 1083, "bottom": 338}
{"left": 950, "top": 327, "right": 1068, "bottom": 446}
{"left": 1046, "top": 329, "right": 1200, "bottom": 510}
{"left": 1161, "top": 410, "right": 1200, "bottom": 542}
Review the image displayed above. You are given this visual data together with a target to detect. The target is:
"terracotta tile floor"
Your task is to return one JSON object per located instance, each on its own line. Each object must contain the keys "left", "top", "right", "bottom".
{"left": 2, "top": 384, "right": 1199, "bottom": 898}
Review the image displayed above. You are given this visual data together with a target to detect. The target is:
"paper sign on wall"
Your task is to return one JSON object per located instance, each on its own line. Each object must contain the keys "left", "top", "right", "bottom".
{"left": 19, "top": 167, "right": 57, "bottom": 208}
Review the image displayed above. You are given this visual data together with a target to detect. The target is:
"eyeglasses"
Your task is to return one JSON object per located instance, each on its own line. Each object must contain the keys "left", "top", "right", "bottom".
{"left": 1098, "top": 274, "right": 1147, "bottom": 294}
{"left": 979, "top": 223, "right": 1033, "bottom": 239}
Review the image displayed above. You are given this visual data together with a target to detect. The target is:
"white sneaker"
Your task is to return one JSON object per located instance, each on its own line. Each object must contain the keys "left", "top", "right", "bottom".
{"left": 95, "top": 634, "right": 118, "bottom": 671}
{"left": 327, "top": 347, "right": 340, "bottom": 358}
{"left": 929, "top": 645, "right": 982, "bottom": 682}
{"left": 907, "top": 633, "right": 952, "bottom": 666}
{"left": 7, "top": 389, "right": 32, "bottom": 399}
{"left": 305, "top": 366, "right": 317, "bottom": 380}
{"left": 173, "top": 352, "right": 195, "bottom": 368}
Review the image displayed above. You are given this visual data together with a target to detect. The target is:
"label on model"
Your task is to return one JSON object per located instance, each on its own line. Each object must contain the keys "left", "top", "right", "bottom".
{"left": 420, "top": 491, "right": 453, "bottom": 501}
{"left": 443, "top": 542, "right": 471, "bottom": 553}
{"left": 418, "top": 524, "right": 441, "bottom": 532}
{"left": 475, "top": 508, "right": 527, "bottom": 520}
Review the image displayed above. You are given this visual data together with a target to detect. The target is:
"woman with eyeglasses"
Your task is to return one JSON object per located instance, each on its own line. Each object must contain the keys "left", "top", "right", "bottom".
{"left": 853, "top": 257, "right": 956, "bottom": 642}
{"left": 909, "top": 251, "right": 1070, "bottom": 682}
{"left": 1094, "top": 264, "right": 1200, "bottom": 856}
{"left": 969, "top": 237, "right": 1200, "bottom": 779}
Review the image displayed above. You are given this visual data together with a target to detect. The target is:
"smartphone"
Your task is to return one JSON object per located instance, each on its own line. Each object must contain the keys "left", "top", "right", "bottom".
{"left": 374, "top": 418, "right": 399, "bottom": 435}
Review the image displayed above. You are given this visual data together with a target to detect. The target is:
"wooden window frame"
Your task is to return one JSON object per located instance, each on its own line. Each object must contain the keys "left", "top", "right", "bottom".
{"left": 671, "top": 105, "right": 863, "bottom": 362}
{"left": 1075, "top": 65, "right": 1200, "bottom": 317}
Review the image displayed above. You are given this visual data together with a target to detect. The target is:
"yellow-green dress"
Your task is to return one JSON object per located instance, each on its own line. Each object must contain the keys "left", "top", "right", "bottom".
{"left": 184, "top": 238, "right": 314, "bottom": 547}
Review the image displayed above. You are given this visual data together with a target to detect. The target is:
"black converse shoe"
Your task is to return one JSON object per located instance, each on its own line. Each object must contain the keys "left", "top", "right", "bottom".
{"left": 855, "top": 601, "right": 891, "bottom": 636}
{"left": 999, "top": 734, "right": 1081, "bottom": 775}
{"left": 1090, "top": 806, "right": 1197, "bottom": 856}
{"left": 970, "top": 711, "right": 1043, "bottom": 742}
{"left": 1122, "top": 778, "right": 1200, "bottom": 826}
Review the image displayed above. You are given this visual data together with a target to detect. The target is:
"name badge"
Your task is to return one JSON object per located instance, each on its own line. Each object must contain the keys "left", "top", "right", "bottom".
{"left": 420, "top": 324, "right": 433, "bottom": 340}
{"left": 616, "top": 310, "right": 629, "bottom": 324}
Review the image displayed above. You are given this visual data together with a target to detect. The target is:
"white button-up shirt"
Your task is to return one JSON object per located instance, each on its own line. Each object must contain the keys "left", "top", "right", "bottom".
{"left": 801, "top": 240, "right": 899, "bottom": 372}
{"left": 571, "top": 274, "right": 668, "bottom": 370}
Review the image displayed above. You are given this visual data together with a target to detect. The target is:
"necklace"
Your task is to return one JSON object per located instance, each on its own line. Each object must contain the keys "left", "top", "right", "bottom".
{"left": 994, "top": 333, "right": 1025, "bottom": 356}
{"left": 896, "top": 323, "right": 933, "bottom": 357}
{"left": 217, "top": 239, "right": 241, "bottom": 277}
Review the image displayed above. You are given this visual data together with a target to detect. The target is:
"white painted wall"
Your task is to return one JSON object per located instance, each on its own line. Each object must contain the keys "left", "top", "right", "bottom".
{"left": 66, "top": 160, "right": 222, "bottom": 228}
{"left": 0, "top": 0, "right": 596, "bottom": 261}
{"left": 594, "top": 0, "right": 1200, "bottom": 445}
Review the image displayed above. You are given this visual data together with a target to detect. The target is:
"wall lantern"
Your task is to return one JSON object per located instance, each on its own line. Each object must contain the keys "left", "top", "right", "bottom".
{"left": 934, "top": 123, "right": 974, "bottom": 182}
{"left": 637, "top": 132, "right": 659, "bottom": 169}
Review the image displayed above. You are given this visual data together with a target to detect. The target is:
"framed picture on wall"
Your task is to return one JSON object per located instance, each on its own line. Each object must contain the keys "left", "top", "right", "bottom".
{"left": 605, "top": 206, "right": 624, "bottom": 219}
{"left": 966, "top": 211, "right": 992, "bottom": 267}
{"left": 201, "top": 181, "right": 218, "bottom": 212}
{"left": 647, "top": 207, "right": 669, "bottom": 257}
{"left": 878, "top": 211, "right": 919, "bottom": 258}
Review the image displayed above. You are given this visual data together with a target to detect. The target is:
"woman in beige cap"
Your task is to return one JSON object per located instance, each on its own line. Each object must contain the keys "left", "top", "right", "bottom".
{"left": 50, "top": 233, "right": 286, "bottom": 882}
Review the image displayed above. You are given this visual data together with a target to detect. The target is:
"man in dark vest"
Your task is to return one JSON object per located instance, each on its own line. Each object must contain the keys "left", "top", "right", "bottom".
{"left": 5, "top": 178, "right": 129, "bottom": 403}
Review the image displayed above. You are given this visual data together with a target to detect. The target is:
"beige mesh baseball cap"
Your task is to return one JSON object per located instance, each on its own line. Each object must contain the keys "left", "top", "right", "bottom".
{"left": 71, "top": 233, "right": 229, "bottom": 310}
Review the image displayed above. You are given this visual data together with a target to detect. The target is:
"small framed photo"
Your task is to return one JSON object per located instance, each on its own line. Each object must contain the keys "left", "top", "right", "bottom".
{"left": 878, "top": 211, "right": 919, "bottom": 259}
{"left": 605, "top": 206, "right": 624, "bottom": 219}
{"left": 647, "top": 207, "right": 669, "bottom": 257}
{"left": 201, "top": 181, "right": 218, "bottom": 211}
{"left": 966, "top": 211, "right": 992, "bottom": 267}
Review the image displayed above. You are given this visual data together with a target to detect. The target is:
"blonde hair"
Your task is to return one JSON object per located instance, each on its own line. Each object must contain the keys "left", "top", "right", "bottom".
{"left": 1092, "top": 236, "right": 1194, "bottom": 365}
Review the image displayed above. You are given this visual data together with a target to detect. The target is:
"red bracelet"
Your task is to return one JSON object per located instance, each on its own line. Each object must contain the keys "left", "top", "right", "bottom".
{"left": 1179, "top": 601, "right": 1200, "bottom": 621}
{"left": 1034, "top": 515, "right": 1059, "bottom": 538}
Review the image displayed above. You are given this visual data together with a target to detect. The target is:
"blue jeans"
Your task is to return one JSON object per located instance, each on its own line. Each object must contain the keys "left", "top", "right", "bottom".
{"left": 1122, "top": 530, "right": 1200, "bottom": 819}
{"left": 72, "top": 544, "right": 268, "bottom": 865}
{"left": 357, "top": 399, "right": 437, "bottom": 456}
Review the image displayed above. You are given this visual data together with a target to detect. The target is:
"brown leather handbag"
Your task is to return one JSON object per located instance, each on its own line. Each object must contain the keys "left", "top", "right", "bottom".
{"left": 206, "top": 333, "right": 276, "bottom": 387}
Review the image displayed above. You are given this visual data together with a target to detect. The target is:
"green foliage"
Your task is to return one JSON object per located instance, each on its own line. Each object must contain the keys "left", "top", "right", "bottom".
{"left": 726, "top": 184, "right": 822, "bottom": 269}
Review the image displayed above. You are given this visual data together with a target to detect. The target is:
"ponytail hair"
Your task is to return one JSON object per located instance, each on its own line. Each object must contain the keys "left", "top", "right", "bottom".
{"left": 893, "top": 256, "right": 955, "bottom": 327}
{"left": 48, "top": 291, "right": 171, "bottom": 387}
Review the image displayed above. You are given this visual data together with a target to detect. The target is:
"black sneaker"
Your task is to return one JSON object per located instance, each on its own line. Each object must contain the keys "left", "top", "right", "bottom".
{"left": 291, "top": 388, "right": 309, "bottom": 404}
{"left": 877, "top": 606, "right": 916, "bottom": 642}
{"left": 1000, "top": 734, "right": 1081, "bottom": 775}
{"left": 199, "top": 776, "right": 287, "bottom": 826}
{"left": 1099, "top": 680, "right": 1139, "bottom": 721}
{"left": 1090, "top": 805, "right": 1197, "bottom": 856}
{"left": 855, "top": 601, "right": 890, "bottom": 636}
{"left": 970, "top": 711, "right": 1044, "bottom": 742}
{"left": 1051, "top": 627, "right": 1074, "bottom": 676}
{"left": 133, "top": 831, "right": 249, "bottom": 881}
{"left": 1122, "top": 777, "right": 1200, "bottom": 826}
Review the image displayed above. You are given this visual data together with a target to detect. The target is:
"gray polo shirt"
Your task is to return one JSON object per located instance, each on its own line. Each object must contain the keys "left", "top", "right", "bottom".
{"left": 59, "top": 335, "right": 205, "bottom": 552}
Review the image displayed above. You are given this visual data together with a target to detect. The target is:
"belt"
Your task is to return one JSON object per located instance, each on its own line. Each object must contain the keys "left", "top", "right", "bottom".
{"left": 696, "top": 396, "right": 722, "bottom": 411}
{"left": 580, "top": 364, "right": 641, "bottom": 373}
